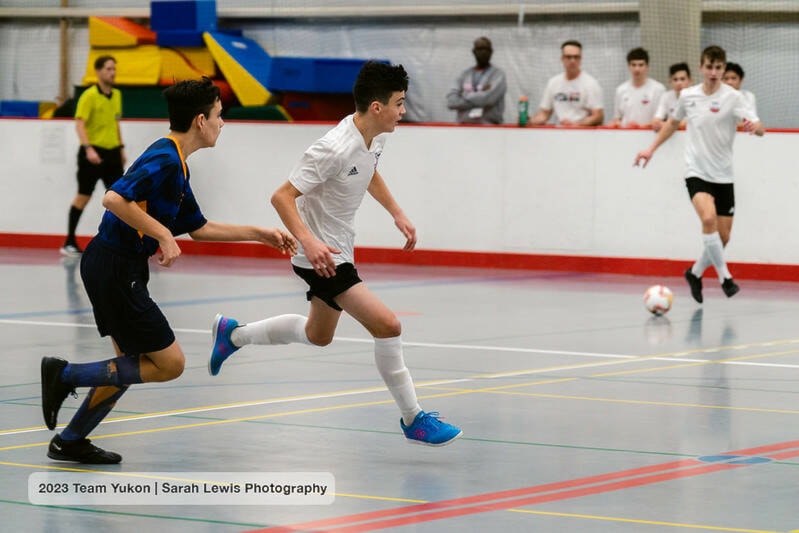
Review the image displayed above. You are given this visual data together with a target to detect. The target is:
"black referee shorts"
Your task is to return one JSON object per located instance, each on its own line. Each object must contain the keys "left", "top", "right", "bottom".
{"left": 76, "top": 145, "right": 124, "bottom": 196}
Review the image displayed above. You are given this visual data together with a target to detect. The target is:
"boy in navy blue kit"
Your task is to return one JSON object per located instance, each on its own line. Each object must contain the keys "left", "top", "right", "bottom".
{"left": 41, "top": 77, "right": 296, "bottom": 463}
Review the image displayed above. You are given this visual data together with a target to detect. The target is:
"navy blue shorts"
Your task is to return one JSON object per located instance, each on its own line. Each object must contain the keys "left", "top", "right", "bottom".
{"left": 685, "top": 177, "right": 735, "bottom": 216}
{"left": 80, "top": 239, "right": 174, "bottom": 356}
{"left": 77, "top": 146, "right": 123, "bottom": 196}
{"left": 292, "top": 262, "right": 362, "bottom": 311}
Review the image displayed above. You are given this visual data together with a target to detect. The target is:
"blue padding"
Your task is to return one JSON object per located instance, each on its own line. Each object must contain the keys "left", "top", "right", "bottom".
{"left": 0, "top": 100, "right": 40, "bottom": 117}
{"left": 150, "top": 0, "right": 217, "bottom": 31}
{"left": 156, "top": 29, "right": 206, "bottom": 47}
{"left": 268, "top": 57, "right": 389, "bottom": 94}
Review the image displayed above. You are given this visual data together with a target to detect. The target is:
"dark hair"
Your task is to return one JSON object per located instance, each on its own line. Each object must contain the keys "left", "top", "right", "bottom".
{"left": 561, "top": 40, "right": 582, "bottom": 50}
{"left": 626, "top": 47, "right": 649, "bottom": 64}
{"left": 669, "top": 62, "right": 691, "bottom": 78}
{"left": 162, "top": 77, "right": 220, "bottom": 133}
{"left": 725, "top": 61, "right": 744, "bottom": 79}
{"left": 701, "top": 45, "right": 726, "bottom": 65}
{"left": 353, "top": 61, "right": 409, "bottom": 113}
{"left": 94, "top": 55, "right": 116, "bottom": 70}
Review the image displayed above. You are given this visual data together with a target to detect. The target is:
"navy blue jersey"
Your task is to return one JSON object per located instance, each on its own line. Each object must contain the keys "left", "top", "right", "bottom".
{"left": 95, "top": 136, "right": 207, "bottom": 256}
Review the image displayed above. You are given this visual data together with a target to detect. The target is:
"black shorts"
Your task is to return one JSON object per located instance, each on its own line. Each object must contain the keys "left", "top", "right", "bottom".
{"left": 292, "top": 262, "right": 363, "bottom": 311}
{"left": 77, "top": 145, "right": 124, "bottom": 196}
{"left": 80, "top": 239, "right": 174, "bottom": 356}
{"left": 685, "top": 177, "right": 735, "bottom": 216}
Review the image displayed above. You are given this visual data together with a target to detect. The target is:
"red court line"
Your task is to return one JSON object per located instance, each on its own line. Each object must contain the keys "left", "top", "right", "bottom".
{"left": 326, "top": 463, "right": 740, "bottom": 532}
{"left": 252, "top": 459, "right": 698, "bottom": 533}
{"left": 251, "top": 440, "right": 799, "bottom": 533}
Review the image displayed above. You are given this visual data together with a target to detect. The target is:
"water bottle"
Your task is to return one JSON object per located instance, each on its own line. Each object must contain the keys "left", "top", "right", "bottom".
{"left": 517, "top": 95, "right": 529, "bottom": 126}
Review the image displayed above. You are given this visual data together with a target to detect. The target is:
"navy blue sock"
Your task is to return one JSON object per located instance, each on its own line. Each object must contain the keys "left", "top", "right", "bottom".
{"left": 61, "top": 355, "right": 143, "bottom": 387}
{"left": 60, "top": 385, "right": 128, "bottom": 442}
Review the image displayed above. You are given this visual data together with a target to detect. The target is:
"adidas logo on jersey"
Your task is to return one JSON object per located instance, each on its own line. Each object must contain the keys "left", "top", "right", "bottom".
{"left": 347, "top": 166, "right": 358, "bottom": 176}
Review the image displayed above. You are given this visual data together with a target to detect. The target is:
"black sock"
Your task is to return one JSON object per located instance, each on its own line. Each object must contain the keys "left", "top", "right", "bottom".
{"left": 66, "top": 205, "right": 83, "bottom": 244}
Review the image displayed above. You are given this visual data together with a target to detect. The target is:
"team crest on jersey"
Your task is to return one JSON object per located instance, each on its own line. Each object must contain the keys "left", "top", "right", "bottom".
{"left": 710, "top": 101, "right": 721, "bottom": 113}
{"left": 554, "top": 92, "right": 581, "bottom": 103}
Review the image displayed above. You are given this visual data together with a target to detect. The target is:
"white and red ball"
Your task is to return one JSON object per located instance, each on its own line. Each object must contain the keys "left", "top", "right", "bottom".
{"left": 644, "top": 285, "right": 673, "bottom": 315}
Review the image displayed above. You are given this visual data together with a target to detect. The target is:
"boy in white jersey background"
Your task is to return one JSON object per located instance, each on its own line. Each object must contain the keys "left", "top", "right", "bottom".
{"left": 209, "top": 61, "right": 462, "bottom": 447}
{"left": 723, "top": 62, "right": 758, "bottom": 117}
{"left": 652, "top": 62, "right": 692, "bottom": 133}
{"left": 634, "top": 46, "right": 765, "bottom": 303}
{"left": 608, "top": 47, "right": 665, "bottom": 128}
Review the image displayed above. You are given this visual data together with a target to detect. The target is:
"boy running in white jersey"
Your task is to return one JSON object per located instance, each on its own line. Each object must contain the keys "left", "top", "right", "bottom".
{"left": 208, "top": 61, "right": 462, "bottom": 447}
{"left": 634, "top": 46, "right": 764, "bottom": 303}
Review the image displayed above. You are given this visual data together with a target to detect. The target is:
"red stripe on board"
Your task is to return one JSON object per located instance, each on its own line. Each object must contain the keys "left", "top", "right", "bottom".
{"left": 4, "top": 232, "right": 799, "bottom": 281}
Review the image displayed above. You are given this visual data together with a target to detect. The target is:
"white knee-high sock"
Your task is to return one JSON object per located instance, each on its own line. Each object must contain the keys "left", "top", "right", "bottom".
{"left": 702, "top": 232, "right": 731, "bottom": 281}
{"left": 691, "top": 248, "right": 712, "bottom": 278}
{"left": 231, "top": 314, "right": 310, "bottom": 346}
{"left": 374, "top": 336, "right": 421, "bottom": 425}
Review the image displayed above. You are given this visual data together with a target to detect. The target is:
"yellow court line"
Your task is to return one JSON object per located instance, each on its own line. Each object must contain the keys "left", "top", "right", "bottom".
{"left": 484, "top": 390, "right": 799, "bottom": 415}
{"left": 2, "top": 341, "right": 796, "bottom": 450}
{"left": 508, "top": 508, "right": 781, "bottom": 532}
{"left": 0, "top": 390, "right": 473, "bottom": 453}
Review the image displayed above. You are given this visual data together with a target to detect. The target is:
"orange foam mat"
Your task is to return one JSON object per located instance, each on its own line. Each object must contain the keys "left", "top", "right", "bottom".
{"left": 89, "top": 16, "right": 156, "bottom": 48}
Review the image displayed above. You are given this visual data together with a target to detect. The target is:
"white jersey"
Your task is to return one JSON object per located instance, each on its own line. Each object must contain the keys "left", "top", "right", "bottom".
{"left": 538, "top": 71, "right": 604, "bottom": 124}
{"left": 288, "top": 114, "right": 385, "bottom": 269}
{"left": 654, "top": 89, "right": 679, "bottom": 120}
{"left": 741, "top": 89, "right": 757, "bottom": 116}
{"left": 612, "top": 78, "right": 665, "bottom": 126}
{"left": 673, "top": 83, "right": 759, "bottom": 184}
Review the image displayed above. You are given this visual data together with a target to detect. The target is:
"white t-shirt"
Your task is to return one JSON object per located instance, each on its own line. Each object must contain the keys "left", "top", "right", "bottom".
{"left": 538, "top": 71, "right": 604, "bottom": 124}
{"left": 672, "top": 83, "right": 759, "bottom": 184}
{"left": 654, "top": 89, "right": 679, "bottom": 121}
{"left": 288, "top": 114, "right": 385, "bottom": 268}
{"left": 612, "top": 78, "right": 665, "bottom": 126}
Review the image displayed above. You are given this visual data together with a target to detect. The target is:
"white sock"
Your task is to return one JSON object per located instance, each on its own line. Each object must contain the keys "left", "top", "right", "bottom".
{"left": 231, "top": 314, "right": 310, "bottom": 346}
{"left": 691, "top": 248, "right": 711, "bottom": 278}
{"left": 374, "top": 336, "right": 421, "bottom": 425}
{"left": 702, "top": 232, "right": 731, "bottom": 282}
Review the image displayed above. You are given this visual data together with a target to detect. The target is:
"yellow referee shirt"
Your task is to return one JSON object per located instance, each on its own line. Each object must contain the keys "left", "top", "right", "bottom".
{"left": 74, "top": 85, "right": 122, "bottom": 149}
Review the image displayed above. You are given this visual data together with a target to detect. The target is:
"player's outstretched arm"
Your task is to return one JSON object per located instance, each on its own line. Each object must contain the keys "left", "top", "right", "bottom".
{"left": 189, "top": 222, "right": 297, "bottom": 255}
{"left": 634, "top": 116, "right": 680, "bottom": 168}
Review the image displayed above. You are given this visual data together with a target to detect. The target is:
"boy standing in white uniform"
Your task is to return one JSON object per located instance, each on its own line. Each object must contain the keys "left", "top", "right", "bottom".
{"left": 208, "top": 62, "right": 462, "bottom": 447}
{"left": 529, "top": 40, "right": 604, "bottom": 126}
{"left": 608, "top": 47, "right": 665, "bottom": 128}
{"left": 653, "top": 62, "right": 692, "bottom": 132}
{"left": 635, "top": 46, "right": 764, "bottom": 303}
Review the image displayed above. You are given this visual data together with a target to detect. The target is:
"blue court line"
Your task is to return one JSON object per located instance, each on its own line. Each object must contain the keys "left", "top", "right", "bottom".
{"left": 0, "top": 271, "right": 566, "bottom": 322}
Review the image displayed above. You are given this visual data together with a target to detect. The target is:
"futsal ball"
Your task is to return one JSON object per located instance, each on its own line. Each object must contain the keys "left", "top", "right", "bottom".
{"left": 644, "top": 285, "right": 673, "bottom": 315}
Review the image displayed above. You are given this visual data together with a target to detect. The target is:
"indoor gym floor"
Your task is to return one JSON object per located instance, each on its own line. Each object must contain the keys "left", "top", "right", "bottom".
{"left": 0, "top": 247, "right": 797, "bottom": 533}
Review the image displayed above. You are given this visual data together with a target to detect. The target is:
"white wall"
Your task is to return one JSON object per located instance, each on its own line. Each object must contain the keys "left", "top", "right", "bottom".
{"left": 1, "top": 117, "right": 795, "bottom": 265}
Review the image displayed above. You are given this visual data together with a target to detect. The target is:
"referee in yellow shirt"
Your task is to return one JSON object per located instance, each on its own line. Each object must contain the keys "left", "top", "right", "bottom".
{"left": 62, "top": 55, "right": 126, "bottom": 255}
